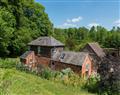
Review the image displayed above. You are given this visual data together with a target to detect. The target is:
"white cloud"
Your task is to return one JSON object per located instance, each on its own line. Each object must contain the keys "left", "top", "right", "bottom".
{"left": 66, "top": 19, "right": 71, "bottom": 23}
{"left": 114, "top": 19, "right": 120, "bottom": 24}
{"left": 56, "top": 16, "right": 83, "bottom": 28}
{"left": 117, "top": 24, "right": 120, "bottom": 27}
{"left": 88, "top": 23, "right": 99, "bottom": 27}
{"left": 56, "top": 23, "right": 77, "bottom": 28}
{"left": 114, "top": 19, "right": 120, "bottom": 27}
{"left": 66, "top": 16, "right": 83, "bottom": 23}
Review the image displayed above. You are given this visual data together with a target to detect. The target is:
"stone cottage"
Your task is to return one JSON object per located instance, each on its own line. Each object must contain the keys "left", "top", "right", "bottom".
{"left": 20, "top": 36, "right": 101, "bottom": 77}
{"left": 27, "top": 36, "right": 65, "bottom": 66}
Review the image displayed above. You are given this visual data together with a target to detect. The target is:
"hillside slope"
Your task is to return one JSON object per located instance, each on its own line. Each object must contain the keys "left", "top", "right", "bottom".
{"left": 0, "top": 68, "right": 95, "bottom": 95}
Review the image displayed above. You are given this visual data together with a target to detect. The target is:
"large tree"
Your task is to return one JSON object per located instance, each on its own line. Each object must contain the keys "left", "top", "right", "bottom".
{"left": 0, "top": 0, "right": 53, "bottom": 56}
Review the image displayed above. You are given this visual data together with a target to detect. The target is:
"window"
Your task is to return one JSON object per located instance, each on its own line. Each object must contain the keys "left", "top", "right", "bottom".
{"left": 52, "top": 62, "right": 55, "bottom": 65}
{"left": 86, "top": 64, "right": 90, "bottom": 71}
{"left": 51, "top": 62, "right": 55, "bottom": 70}
{"left": 30, "top": 59, "right": 33, "bottom": 64}
{"left": 52, "top": 48, "right": 57, "bottom": 53}
{"left": 38, "top": 46, "right": 41, "bottom": 54}
{"left": 20, "top": 59, "right": 26, "bottom": 64}
{"left": 60, "top": 53, "right": 65, "bottom": 59}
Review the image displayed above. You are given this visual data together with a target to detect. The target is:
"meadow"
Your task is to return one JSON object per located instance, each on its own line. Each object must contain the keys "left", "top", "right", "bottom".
{"left": 0, "top": 58, "right": 96, "bottom": 95}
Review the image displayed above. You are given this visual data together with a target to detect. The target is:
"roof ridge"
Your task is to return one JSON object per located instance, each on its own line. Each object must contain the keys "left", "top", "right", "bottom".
{"left": 87, "top": 42, "right": 105, "bottom": 57}
{"left": 28, "top": 36, "right": 64, "bottom": 46}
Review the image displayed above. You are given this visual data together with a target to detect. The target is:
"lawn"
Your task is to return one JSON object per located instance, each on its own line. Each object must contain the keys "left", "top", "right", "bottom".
{"left": 0, "top": 58, "right": 96, "bottom": 95}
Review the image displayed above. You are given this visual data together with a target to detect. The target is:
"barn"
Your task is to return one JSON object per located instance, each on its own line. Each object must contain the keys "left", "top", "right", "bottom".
{"left": 51, "top": 51, "right": 93, "bottom": 77}
{"left": 82, "top": 42, "right": 106, "bottom": 72}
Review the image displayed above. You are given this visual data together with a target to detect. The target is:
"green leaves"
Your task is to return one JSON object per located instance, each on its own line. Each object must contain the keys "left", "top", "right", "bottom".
{"left": 54, "top": 26, "right": 120, "bottom": 51}
{"left": 0, "top": 0, "right": 53, "bottom": 56}
{"left": 0, "top": 8, "right": 15, "bottom": 56}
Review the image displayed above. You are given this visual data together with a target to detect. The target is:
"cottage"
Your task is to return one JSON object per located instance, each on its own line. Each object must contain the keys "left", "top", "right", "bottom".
{"left": 82, "top": 42, "right": 106, "bottom": 72}
{"left": 20, "top": 36, "right": 65, "bottom": 66}
{"left": 20, "top": 36, "right": 95, "bottom": 77}
{"left": 51, "top": 51, "right": 93, "bottom": 77}
{"left": 28, "top": 36, "right": 65, "bottom": 58}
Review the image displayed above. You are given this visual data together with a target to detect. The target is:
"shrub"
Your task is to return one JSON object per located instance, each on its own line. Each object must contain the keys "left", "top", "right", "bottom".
{"left": 54, "top": 68, "right": 87, "bottom": 87}
{"left": 16, "top": 64, "right": 93, "bottom": 89}
{"left": 40, "top": 68, "right": 56, "bottom": 80}
{"left": 83, "top": 74, "right": 100, "bottom": 93}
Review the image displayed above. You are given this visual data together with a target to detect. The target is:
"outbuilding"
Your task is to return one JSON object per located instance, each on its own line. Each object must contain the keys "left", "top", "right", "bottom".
{"left": 51, "top": 51, "right": 93, "bottom": 77}
{"left": 82, "top": 42, "right": 106, "bottom": 72}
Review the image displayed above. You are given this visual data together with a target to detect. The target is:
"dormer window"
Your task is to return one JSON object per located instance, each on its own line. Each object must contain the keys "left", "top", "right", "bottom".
{"left": 60, "top": 53, "right": 65, "bottom": 59}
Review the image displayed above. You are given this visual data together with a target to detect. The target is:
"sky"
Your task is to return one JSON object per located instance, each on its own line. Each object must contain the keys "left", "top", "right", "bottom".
{"left": 35, "top": 0, "right": 120, "bottom": 29}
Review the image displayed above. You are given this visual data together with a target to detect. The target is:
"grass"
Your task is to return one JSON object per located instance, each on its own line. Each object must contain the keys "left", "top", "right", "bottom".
{"left": 0, "top": 58, "right": 96, "bottom": 95}
{"left": 0, "top": 58, "right": 18, "bottom": 68}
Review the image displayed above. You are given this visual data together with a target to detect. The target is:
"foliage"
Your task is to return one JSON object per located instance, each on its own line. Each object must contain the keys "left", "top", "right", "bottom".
{"left": 53, "top": 26, "right": 120, "bottom": 51}
{"left": 17, "top": 63, "right": 88, "bottom": 88}
{"left": 0, "top": 0, "right": 53, "bottom": 56}
{"left": 0, "top": 0, "right": 119, "bottom": 57}
{"left": 84, "top": 74, "right": 100, "bottom": 93}
{"left": 0, "top": 58, "right": 98, "bottom": 95}
{"left": 0, "top": 8, "right": 15, "bottom": 56}
{"left": 36, "top": 67, "right": 87, "bottom": 88}
{"left": 98, "top": 56, "right": 120, "bottom": 95}
{"left": 40, "top": 68, "right": 56, "bottom": 80}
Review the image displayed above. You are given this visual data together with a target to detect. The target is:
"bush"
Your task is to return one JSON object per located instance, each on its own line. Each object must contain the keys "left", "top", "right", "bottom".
{"left": 40, "top": 68, "right": 56, "bottom": 80}
{"left": 83, "top": 74, "right": 100, "bottom": 93}
{"left": 16, "top": 64, "right": 94, "bottom": 89}
{"left": 0, "top": 58, "right": 18, "bottom": 68}
{"left": 53, "top": 68, "right": 87, "bottom": 87}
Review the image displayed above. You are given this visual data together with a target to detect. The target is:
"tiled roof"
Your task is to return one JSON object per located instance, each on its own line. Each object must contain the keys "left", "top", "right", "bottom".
{"left": 20, "top": 51, "right": 33, "bottom": 59}
{"left": 52, "top": 51, "right": 88, "bottom": 66}
{"left": 28, "top": 36, "right": 64, "bottom": 47}
{"left": 88, "top": 42, "right": 105, "bottom": 58}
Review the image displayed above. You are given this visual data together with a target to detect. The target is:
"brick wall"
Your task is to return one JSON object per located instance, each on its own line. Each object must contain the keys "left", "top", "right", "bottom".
{"left": 50, "top": 55, "right": 93, "bottom": 77}
{"left": 50, "top": 61, "right": 82, "bottom": 74}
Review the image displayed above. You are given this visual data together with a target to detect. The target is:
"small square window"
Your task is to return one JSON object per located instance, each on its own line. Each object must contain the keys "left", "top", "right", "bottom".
{"left": 60, "top": 53, "right": 65, "bottom": 59}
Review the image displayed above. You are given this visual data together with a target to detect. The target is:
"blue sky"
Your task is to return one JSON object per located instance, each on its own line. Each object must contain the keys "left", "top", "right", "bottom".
{"left": 35, "top": 0, "right": 120, "bottom": 29}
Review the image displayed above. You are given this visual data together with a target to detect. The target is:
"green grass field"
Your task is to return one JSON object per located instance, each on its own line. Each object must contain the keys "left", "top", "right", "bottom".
{"left": 0, "top": 58, "right": 96, "bottom": 95}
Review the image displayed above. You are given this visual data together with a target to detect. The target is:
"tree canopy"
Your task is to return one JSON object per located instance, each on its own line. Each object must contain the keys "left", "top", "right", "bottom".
{"left": 0, "top": 0, "right": 53, "bottom": 56}
{"left": 53, "top": 26, "right": 120, "bottom": 51}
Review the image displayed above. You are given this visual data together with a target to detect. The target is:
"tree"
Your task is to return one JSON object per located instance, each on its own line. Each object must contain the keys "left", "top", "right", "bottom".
{"left": 0, "top": 0, "right": 53, "bottom": 56}
{"left": 0, "top": 8, "right": 15, "bottom": 56}
{"left": 98, "top": 56, "right": 120, "bottom": 95}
